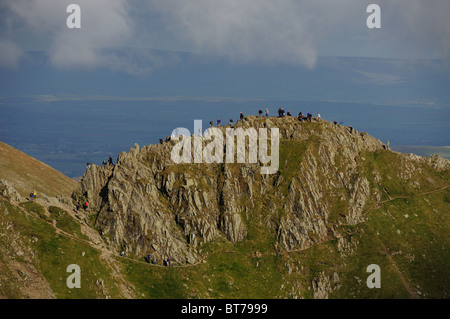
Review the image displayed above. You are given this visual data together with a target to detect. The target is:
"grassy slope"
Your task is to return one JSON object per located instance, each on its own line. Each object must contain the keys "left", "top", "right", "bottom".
{"left": 0, "top": 200, "right": 121, "bottom": 299}
{"left": 0, "top": 141, "right": 76, "bottom": 197}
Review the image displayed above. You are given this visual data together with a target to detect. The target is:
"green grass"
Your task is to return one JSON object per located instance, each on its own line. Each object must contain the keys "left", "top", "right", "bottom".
{"left": 331, "top": 193, "right": 450, "bottom": 298}
{"left": 326, "top": 151, "right": 450, "bottom": 298}
{"left": 0, "top": 253, "right": 23, "bottom": 298}
{"left": 48, "top": 206, "right": 87, "bottom": 239}
{"left": 0, "top": 201, "right": 120, "bottom": 298}
{"left": 20, "top": 201, "right": 52, "bottom": 223}
{"left": 120, "top": 236, "right": 284, "bottom": 299}
{"left": 120, "top": 209, "right": 284, "bottom": 299}
{"left": 360, "top": 150, "right": 449, "bottom": 199}
{"left": 278, "top": 139, "right": 309, "bottom": 179}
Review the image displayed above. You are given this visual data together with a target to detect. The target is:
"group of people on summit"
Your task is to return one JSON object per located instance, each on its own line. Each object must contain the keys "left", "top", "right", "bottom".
{"left": 206, "top": 108, "right": 324, "bottom": 128}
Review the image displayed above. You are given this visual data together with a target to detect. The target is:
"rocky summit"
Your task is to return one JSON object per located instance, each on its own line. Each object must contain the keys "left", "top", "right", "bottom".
{"left": 2, "top": 116, "right": 449, "bottom": 299}
{"left": 72, "top": 116, "right": 449, "bottom": 275}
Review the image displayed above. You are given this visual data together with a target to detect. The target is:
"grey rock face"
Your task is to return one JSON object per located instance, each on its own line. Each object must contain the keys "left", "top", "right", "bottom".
{"left": 0, "top": 180, "right": 22, "bottom": 202}
{"left": 72, "top": 117, "right": 408, "bottom": 263}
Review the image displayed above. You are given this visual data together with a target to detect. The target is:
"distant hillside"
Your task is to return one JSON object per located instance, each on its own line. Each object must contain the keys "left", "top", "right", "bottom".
{"left": 0, "top": 141, "right": 76, "bottom": 197}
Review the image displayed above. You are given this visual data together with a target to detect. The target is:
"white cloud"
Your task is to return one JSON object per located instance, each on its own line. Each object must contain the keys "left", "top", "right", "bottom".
{"left": 1, "top": 0, "right": 136, "bottom": 72}
{"left": 353, "top": 70, "right": 403, "bottom": 86}
{"left": 149, "top": 0, "right": 319, "bottom": 68}
{"left": 1, "top": 0, "right": 450, "bottom": 71}
{"left": 386, "top": 0, "right": 450, "bottom": 59}
{"left": 50, "top": 1, "right": 133, "bottom": 69}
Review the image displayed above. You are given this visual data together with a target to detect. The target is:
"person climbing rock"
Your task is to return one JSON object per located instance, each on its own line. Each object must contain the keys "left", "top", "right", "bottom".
{"left": 108, "top": 156, "right": 113, "bottom": 165}
{"left": 240, "top": 112, "right": 244, "bottom": 120}
{"left": 84, "top": 201, "right": 89, "bottom": 211}
{"left": 166, "top": 257, "right": 171, "bottom": 267}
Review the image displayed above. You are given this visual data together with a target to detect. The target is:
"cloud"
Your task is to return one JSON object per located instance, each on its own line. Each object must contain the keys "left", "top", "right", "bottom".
{"left": 1, "top": 0, "right": 137, "bottom": 72}
{"left": 29, "top": 94, "right": 265, "bottom": 103}
{"left": 388, "top": 0, "right": 450, "bottom": 59}
{"left": 148, "top": 0, "right": 319, "bottom": 68}
{"left": 145, "top": 0, "right": 450, "bottom": 62}
{"left": 352, "top": 69, "right": 403, "bottom": 86}
{"left": 50, "top": 0, "right": 133, "bottom": 70}
{"left": 1, "top": 0, "right": 450, "bottom": 72}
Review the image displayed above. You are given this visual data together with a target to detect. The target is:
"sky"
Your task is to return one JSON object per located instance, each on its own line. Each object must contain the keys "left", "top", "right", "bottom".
{"left": 1, "top": 0, "right": 450, "bottom": 74}
{"left": 1, "top": 1, "right": 449, "bottom": 176}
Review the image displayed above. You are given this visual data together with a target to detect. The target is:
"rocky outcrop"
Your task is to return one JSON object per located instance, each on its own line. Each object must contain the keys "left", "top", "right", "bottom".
{"left": 0, "top": 180, "right": 22, "bottom": 202}
{"left": 312, "top": 271, "right": 340, "bottom": 299}
{"left": 401, "top": 153, "right": 450, "bottom": 172}
{"left": 72, "top": 116, "right": 447, "bottom": 264}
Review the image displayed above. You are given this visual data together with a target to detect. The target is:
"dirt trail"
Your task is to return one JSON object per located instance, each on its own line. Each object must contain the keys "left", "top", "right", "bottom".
{"left": 384, "top": 249, "right": 419, "bottom": 299}
{"left": 379, "top": 185, "right": 449, "bottom": 206}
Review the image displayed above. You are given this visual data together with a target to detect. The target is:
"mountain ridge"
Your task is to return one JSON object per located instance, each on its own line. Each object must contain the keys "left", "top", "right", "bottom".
{"left": 1, "top": 116, "right": 449, "bottom": 299}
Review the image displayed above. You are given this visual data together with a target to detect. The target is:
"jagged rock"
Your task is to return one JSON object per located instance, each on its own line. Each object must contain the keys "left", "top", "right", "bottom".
{"left": 402, "top": 153, "right": 450, "bottom": 172}
{"left": 427, "top": 154, "right": 450, "bottom": 171}
{"left": 337, "top": 236, "right": 359, "bottom": 257}
{"left": 71, "top": 117, "right": 391, "bottom": 263}
{"left": 312, "top": 272, "right": 333, "bottom": 299}
{"left": 0, "top": 180, "right": 21, "bottom": 202}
